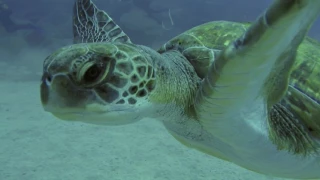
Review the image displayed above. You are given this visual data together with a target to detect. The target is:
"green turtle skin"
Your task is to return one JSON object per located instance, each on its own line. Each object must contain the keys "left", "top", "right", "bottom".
{"left": 40, "top": 0, "right": 320, "bottom": 179}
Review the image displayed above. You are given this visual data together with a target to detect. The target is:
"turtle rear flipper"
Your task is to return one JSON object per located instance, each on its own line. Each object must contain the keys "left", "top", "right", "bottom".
{"left": 268, "top": 102, "right": 319, "bottom": 156}
{"left": 194, "top": 1, "right": 320, "bottom": 138}
{"left": 73, "top": 0, "right": 131, "bottom": 43}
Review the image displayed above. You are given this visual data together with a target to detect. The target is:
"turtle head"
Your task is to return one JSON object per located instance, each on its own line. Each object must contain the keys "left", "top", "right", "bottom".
{"left": 40, "top": 42, "right": 156, "bottom": 125}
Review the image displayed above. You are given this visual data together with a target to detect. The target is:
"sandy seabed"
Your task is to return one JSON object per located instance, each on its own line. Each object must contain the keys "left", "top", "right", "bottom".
{"left": 0, "top": 64, "right": 291, "bottom": 180}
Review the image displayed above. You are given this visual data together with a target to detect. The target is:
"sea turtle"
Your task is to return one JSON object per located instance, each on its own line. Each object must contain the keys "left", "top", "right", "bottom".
{"left": 40, "top": 0, "right": 320, "bottom": 179}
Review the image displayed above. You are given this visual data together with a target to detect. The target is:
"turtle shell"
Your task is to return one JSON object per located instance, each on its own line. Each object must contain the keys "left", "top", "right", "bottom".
{"left": 158, "top": 21, "right": 250, "bottom": 78}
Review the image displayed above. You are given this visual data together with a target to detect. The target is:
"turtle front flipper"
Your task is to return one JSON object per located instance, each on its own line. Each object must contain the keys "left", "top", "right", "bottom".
{"left": 73, "top": 0, "right": 131, "bottom": 43}
{"left": 194, "top": 1, "right": 320, "bottom": 137}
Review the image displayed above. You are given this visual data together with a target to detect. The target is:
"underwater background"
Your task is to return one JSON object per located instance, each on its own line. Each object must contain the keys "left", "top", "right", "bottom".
{"left": 0, "top": 0, "right": 319, "bottom": 180}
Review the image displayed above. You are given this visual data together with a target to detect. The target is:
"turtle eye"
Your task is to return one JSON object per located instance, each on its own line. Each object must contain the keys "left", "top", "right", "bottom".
{"left": 83, "top": 64, "right": 102, "bottom": 83}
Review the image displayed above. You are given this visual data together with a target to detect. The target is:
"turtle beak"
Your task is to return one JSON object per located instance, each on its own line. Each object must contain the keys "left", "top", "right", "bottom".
{"left": 40, "top": 72, "right": 99, "bottom": 114}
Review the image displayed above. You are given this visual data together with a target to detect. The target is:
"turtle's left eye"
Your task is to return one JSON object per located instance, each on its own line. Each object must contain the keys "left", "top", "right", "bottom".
{"left": 83, "top": 64, "right": 102, "bottom": 83}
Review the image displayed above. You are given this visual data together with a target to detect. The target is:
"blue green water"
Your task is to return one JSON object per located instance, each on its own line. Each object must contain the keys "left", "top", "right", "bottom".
{"left": 0, "top": 0, "right": 320, "bottom": 180}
